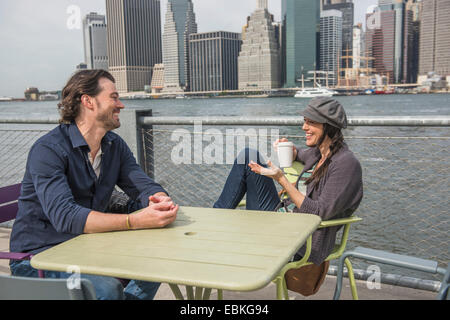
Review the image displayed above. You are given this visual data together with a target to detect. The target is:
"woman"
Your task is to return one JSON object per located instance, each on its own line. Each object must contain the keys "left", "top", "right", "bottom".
{"left": 214, "top": 97, "right": 363, "bottom": 265}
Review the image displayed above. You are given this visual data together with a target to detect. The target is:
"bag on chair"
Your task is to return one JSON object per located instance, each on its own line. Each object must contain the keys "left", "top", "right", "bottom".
{"left": 284, "top": 261, "right": 330, "bottom": 296}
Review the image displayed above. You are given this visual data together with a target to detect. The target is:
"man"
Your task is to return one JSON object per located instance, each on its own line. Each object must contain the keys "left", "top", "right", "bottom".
{"left": 9, "top": 70, "right": 179, "bottom": 300}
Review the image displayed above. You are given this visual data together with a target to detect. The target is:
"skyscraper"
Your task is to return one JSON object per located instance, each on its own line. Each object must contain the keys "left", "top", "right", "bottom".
{"left": 190, "top": 32, "right": 242, "bottom": 92}
{"left": 163, "top": 0, "right": 197, "bottom": 92}
{"left": 320, "top": 10, "right": 343, "bottom": 86}
{"left": 82, "top": 12, "right": 108, "bottom": 70}
{"left": 322, "top": 0, "right": 354, "bottom": 70}
{"left": 365, "top": 0, "right": 415, "bottom": 84}
{"left": 366, "top": 8, "right": 396, "bottom": 83}
{"left": 106, "top": 0, "right": 162, "bottom": 93}
{"left": 405, "top": 0, "right": 421, "bottom": 83}
{"left": 282, "top": 0, "right": 320, "bottom": 88}
{"left": 352, "top": 24, "right": 364, "bottom": 72}
{"left": 238, "top": 0, "right": 280, "bottom": 90}
{"left": 419, "top": 0, "right": 450, "bottom": 77}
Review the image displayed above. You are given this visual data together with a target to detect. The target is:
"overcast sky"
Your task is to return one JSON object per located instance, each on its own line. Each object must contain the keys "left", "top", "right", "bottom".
{"left": 0, "top": 0, "right": 377, "bottom": 98}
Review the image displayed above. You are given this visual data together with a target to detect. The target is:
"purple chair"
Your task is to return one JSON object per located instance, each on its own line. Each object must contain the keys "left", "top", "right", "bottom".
{"left": 0, "top": 184, "right": 44, "bottom": 278}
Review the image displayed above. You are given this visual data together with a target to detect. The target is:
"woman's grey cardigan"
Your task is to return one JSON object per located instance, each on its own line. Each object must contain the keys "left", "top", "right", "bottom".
{"left": 280, "top": 143, "right": 363, "bottom": 265}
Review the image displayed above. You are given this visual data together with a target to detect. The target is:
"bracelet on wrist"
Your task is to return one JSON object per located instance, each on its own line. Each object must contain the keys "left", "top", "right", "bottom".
{"left": 126, "top": 215, "right": 132, "bottom": 230}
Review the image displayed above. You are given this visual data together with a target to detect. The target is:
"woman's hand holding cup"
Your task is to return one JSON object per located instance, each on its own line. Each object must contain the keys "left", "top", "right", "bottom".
{"left": 274, "top": 138, "right": 297, "bottom": 168}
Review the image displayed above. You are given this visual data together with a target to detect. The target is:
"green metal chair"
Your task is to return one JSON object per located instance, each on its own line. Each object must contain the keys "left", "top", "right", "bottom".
{"left": 332, "top": 246, "right": 449, "bottom": 300}
{"left": 0, "top": 273, "right": 97, "bottom": 300}
{"left": 272, "top": 215, "right": 362, "bottom": 300}
{"left": 238, "top": 161, "right": 306, "bottom": 208}
{"left": 232, "top": 161, "right": 362, "bottom": 300}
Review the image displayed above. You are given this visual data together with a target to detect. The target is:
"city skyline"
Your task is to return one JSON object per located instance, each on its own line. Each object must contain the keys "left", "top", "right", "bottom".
{"left": 0, "top": 0, "right": 378, "bottom": 98}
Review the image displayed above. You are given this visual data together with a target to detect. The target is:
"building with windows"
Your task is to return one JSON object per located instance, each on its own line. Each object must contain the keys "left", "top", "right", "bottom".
{"left": 162, "top": 0, "right": 197, "bottom": 92}
{"left": 419, "top": 0, "right": 450, "bottom": 77}
{"left": 150, "top": 64, "right": 165, "bottom": 93}
{"left": 282, "top": 0, "right": 320, "bottom": 88}
{"left": 190, "top": 32, "right": 242, "bottom": 92}
{"left": 239, "top": 0, "right": 280, "bottom": 90}
{"left": 352, "top": 24, "right": 364, "bottom": 71}
{"left": 320, "top": 10, "right": 343, "bottom": 86}
{"left": 82, "top": 12, "right": 108, "bottom": 70}
{"left": 366, "top": 8, "right": 396, "bottom": 84}
{"left": 365, "top": 0, "right": 415, "bottom": 84}
{"left": 322, "top": 0, "right": 354, "bottom": 70}
{"left": 106, "top": 0, "right": 162, "bottom": 93}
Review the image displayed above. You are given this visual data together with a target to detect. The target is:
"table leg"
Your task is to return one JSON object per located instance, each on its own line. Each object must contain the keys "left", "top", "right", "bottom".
{"left": 195, "top": 287, "right": 203, "bottom": 300}
{"left": 202, "top": 288, "right": 212, "bottom": 300}
{"left": 169, "top": 283, "right": 185, "bottom": 300}
{"left": 168, "top": 284, "right": 216, "bottom": 300}
{"left": 186, "top": 286, "right": 195, "bottom": 299}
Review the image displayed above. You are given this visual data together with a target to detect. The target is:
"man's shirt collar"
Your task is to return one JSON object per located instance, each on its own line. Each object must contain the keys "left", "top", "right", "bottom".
{"left": 68, "top": 122, "right": 88, "bottom": 149}
{"left": 67, "top": 122, "right": 117, "bottom": 150}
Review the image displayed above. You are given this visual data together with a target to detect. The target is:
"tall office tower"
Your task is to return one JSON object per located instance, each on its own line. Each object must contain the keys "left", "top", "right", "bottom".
{"left": 106, "top": 0, "right": 162, "bottom": 93}
{"left": 320, "top": 10, "right": 342, "bottom": 86}
{"left": 163, "top": 0, "right": 197, "bottom": 92}
{"left": 419, "top": 0, "right": 450, "bottom": 77}
{"left": 282, "top": 0, "right": 320, "bottom": 88}
{"left": 366, "top": 8, "right": 396, "bottom": 84}
{"left": 238, "top": 1, "right": 280, "bottom": 90}
{"left": 323, "top": 0, "right": 354, "bottom": 70}
{"left": 365, "top": 1, "right": 415, "bottom": 84}
{"left": 82, "top": 12, "right": 108, "bottom": 70}
{"left": 190, "top": 32, "right": 242, "bottom": 92}
{"left": 405, "top": 0, "right": 422, "bottom": 83}
{"left": 353, "top": 24, "right": 364, "bottom": 71}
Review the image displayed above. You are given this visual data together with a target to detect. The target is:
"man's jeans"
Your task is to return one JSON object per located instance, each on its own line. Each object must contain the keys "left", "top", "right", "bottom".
{"left": 10, "top": 259, "right": 160, "bottom": 300}
{"left": 214, "top": 148, "right": 280, "bottom": 211}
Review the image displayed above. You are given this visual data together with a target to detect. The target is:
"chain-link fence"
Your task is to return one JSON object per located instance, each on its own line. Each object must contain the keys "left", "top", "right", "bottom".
{"left": 0, "top": 119, "right": 449, "bottom": 283}
{"left": 0, "top": 130, "right": 49, "bottom": 187}
{"left": 142, "top": 122, "right": 450, "bottom": 281}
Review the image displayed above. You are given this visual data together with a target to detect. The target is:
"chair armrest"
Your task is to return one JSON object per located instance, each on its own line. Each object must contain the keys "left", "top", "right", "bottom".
{"left": 319, "top": 216, "right": 362, "bottom": 229}
{"left": 0, "top": 252, "right": 33, "bottom": 261}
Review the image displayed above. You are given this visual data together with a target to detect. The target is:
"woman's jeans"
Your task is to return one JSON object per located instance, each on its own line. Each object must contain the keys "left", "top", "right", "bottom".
{"left": 10, "top": 259, "right": 160, "bottom": 300}
{"left": 214, "top": 148, "right": 281, "bottom": 211}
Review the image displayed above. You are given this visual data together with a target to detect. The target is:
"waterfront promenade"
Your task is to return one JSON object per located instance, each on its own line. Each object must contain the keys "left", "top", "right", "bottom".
{"left": 0, "top": 227, "right": 436, "bottom": 300}
{"left": 1, "top": 97, "right": 448, "bottom": 300}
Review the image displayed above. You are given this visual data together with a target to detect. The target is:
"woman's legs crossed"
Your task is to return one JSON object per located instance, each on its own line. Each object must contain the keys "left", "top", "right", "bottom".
{"left": 214, "top": 148, "right": 280, "bottom": 211}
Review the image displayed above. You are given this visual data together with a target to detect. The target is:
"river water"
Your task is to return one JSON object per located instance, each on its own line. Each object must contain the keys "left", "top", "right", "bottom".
{"left": 1, "top": 93, "right": 449, "bottom": 117}
{"left": 1, "top": 94, "right": 449, "bottom": 280}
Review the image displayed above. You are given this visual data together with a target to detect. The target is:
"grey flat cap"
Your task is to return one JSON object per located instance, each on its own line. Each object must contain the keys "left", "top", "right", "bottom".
{"left": 300, "top": 97, "right": 348, "bottom": 129}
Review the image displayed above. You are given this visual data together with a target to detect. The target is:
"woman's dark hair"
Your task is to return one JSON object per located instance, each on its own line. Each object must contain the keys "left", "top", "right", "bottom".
{"left": 58, "top": 70, "right": 115, "bottom": 124}
{"left": 304, "top": 123, "right": 345, "bottom": 187}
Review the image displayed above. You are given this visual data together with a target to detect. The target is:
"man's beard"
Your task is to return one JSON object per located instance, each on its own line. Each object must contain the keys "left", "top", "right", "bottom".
{"left": 96, "top": 100, "right": 120, "bottom": 131}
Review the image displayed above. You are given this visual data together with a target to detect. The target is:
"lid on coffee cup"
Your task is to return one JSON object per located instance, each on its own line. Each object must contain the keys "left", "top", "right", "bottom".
{"left": 278, "top": 141, "right": 293, "bottom": 147}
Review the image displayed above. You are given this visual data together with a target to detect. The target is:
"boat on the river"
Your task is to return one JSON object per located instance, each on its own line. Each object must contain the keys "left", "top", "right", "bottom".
{"left": 294, "top": 86, "right": 338, "bottom": 98}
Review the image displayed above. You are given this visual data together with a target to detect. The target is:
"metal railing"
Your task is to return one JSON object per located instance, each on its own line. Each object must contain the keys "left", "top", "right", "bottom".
{"left": 140, "top": 116, "right": 450, "bottom": 283}
{"left": 1, "top": 114, "right": 449, "bottom": 284}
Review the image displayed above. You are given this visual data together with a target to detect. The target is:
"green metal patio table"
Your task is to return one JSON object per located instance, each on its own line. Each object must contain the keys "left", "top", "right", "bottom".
{"left": 31, "top": 206, "right": 321, "bottom": 300}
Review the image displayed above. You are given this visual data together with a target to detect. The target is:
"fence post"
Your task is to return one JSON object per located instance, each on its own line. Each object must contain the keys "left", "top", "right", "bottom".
{"left": 114, "top": 109, "right": 154, "bottom": 179}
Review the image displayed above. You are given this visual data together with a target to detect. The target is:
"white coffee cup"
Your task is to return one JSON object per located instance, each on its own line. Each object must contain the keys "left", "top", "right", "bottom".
{"left": 277, "top": 142, "right": 294, "bottom": 168}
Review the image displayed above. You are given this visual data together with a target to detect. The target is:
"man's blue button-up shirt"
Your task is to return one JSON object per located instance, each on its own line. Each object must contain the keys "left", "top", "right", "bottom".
{"left": 10, "top": 122, "right": 167, "bottom": 255}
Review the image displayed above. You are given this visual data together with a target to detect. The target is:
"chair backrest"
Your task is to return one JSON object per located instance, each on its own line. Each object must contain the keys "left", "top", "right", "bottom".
{"left": 0, "top": 184, "right": 21, "bottom": 224}
{"left": 283, "top": 161, "right": 305, "bottom": 194}
{"left": 0, "top": 274, "right": 97, "bottom": 300}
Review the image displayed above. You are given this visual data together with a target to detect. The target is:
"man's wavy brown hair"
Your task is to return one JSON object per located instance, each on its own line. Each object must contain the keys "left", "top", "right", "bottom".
{"left": 57, "top": 70, "right": 115, "bottom": 124}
